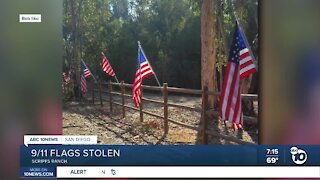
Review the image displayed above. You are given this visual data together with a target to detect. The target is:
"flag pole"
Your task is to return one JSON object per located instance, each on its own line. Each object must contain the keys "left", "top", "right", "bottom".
{"left": 101, "top": 52, "right": 120, "bottom": 83}
{"left": 137, "top": 41, "right": 161, "bottom": 87}
{"left": 138, "top": 42, "right": 143, "bottom": 102}
{"left": 114, "top": 75, "right": 119, "bottom": 83}
{"left": 81, "top": 59, "right": 97, "bottom": 82}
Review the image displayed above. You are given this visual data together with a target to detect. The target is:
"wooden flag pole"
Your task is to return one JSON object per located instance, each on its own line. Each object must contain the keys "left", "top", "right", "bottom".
{"left": 114, "top": 75, "right": 119, "bottom": 83}
{"left": 101, "top": 52, "right": 119, "bottom": 83}
{"left": 137, "top": 41, "right": 161, "bottom": 87}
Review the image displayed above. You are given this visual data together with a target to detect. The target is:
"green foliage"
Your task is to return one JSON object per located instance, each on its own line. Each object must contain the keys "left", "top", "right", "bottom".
{"left": 63, "top": 0, "right": 258, "bottom": 89}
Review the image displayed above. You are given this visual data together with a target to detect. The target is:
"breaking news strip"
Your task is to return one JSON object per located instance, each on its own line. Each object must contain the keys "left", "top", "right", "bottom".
{"left": 20, "top": 135, "right": 319, "bottom": 178}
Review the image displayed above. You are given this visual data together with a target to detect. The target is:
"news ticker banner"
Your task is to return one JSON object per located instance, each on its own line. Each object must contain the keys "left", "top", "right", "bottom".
{"left": 21, "top": 135, "right": 319, "bottom": 178}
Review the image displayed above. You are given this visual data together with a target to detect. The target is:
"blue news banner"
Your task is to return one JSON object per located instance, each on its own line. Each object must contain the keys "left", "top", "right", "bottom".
{"left": 20, "top": 145, "right": 320, "bottom": 178}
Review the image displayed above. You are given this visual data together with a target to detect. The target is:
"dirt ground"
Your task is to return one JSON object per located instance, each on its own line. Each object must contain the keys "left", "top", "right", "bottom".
{"left": 63, "top": 92, "right": 258, "bottom": 145}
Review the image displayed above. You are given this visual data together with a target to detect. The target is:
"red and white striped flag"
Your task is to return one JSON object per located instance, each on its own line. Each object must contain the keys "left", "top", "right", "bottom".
{"left": 219, "top": 23, "right": 257, "bottom": 129}
{"left": 102, "top": 52, "right": 116, "bottom": 77}
{"left": 80, "top": 74, "right": 87, "bottom": 93}
{"left": 81, "top": 60, "right": 92, "bottom": 78}
{"left": 239, "top": 48, "right": 256, "bottom": 79}
{"left": 132, "top": 45, "right": 154, "bottom": 107}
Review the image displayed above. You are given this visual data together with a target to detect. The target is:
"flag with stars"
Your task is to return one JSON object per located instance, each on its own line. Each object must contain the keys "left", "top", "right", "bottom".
{"left": 219, "top": 22, "right": 257, "bottom": 129}
{"left": 132, "top": 44, "right": 154, "bottom": 107}
{"left": 81, "top": 60, "right": 92, "bottom": 78}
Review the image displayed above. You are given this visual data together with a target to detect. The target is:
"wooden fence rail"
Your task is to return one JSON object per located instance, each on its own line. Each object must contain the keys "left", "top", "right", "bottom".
{"left": 101, "top": 81, "right": 258, "bottom": 99}
{"left": 92, "top": 81, "right": 258, "bottom": 145}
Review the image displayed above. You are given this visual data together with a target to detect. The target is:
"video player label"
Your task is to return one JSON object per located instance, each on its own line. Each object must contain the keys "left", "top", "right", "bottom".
{"left": 19, "top": 14, "right": 41, "bottom": 23}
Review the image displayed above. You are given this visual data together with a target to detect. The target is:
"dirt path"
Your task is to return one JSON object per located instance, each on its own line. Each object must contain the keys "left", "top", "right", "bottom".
{"left": 63, "top": 93, "right": 258, "bottom": 144}
{"left": 63, "top": 103, "right": 197, "bottom": 144}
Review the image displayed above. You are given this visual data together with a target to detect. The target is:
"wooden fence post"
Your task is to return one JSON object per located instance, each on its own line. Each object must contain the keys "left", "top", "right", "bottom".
{"left": 202, "top": 86, "right": 209, "bottom": 144}
{"left": 139, "top": 88, "right": 143, "bottom": 122}
{"left": 92, "top": 82, "right": 95, "bottom": 104}
{"left": 121, "top": 81, "right": 126, "bottom": 118}
{"left": 108, "top": 80, "right": 113, "bottom": 113}
{"left": 163, "top": 83, "right": 169, "bottom": 135}
{"left": 99, "top": 81, "right": 103, "bottom": 107}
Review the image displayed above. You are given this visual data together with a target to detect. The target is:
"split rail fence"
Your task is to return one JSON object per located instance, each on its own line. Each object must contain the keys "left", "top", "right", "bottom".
{"left": 89, "top": 80, "right": 258, "bottom": 145}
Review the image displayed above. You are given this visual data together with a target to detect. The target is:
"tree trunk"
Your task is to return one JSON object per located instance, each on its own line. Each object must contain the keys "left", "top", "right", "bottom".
{"left": 201, "top": 0, "right": 216, "bottom": 107}
{"left": 70, "top": 0, "right": 80, "bottom": 98}
{"left": 216, "top": 5, "right": 228, "bottom": 107}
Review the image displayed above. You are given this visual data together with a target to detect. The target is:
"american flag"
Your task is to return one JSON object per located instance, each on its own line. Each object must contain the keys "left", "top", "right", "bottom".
{"left": 219, "top": 23, "right": 257, "bottom": 129}
{"left": 81, "top": 61, "right": 92, "bottom": 78}
{"left": 80, "top": 74, "right": 87, "bottom": 93}
{"left": 132, "top": 45, "right": 154, "bottom": 107}
{"left": 102, "top": 52, "right": 116, "bottom": 77}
